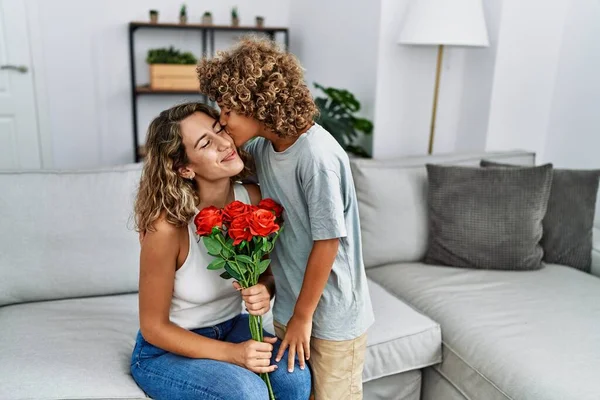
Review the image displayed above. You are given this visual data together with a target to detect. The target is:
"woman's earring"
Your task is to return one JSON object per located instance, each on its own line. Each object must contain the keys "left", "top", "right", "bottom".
{"left": 188, "top": 173, "right": 195, "bottom": 180}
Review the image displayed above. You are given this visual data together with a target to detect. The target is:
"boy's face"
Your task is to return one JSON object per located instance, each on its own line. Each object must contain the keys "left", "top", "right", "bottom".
{"left": 218, "top": 106, "right": 261, "bottom": 147}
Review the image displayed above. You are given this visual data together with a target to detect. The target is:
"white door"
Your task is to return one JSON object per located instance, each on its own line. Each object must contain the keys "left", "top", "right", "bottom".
{"left": 0, "top": 0, "right": 40, "bottom": 169}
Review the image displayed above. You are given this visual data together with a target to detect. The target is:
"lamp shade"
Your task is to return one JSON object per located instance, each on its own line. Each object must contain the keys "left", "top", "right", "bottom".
{"left": 398, "top": 0, "right": 489, "bottom": 47}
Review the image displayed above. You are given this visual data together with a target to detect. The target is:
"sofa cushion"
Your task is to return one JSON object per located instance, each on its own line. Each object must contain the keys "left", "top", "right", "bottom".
{"left": 0, "top": 283, "right": 441, "bottom": 399}
{"left": 482, "top": 160, "right": 600, "bottom": 272}
{"left": 350, "top": 151, "right": 535, "bottom": 269}
{"left": 0, "top": 294, "right": 146, "bottom": 400}
{"left": 0, "top": 164, "right": 142, "bottom": 306}
{"left": 367, "top": 262, "right": 600, "bottom": 400}
{"left": 425, "top": 164, "right": 553, "bottom": 270}
{"left": 363, "top": 279, "right": 441, "bottom": 382}
{"left": 592, "top": 227, "right": 600, "bottom": 278}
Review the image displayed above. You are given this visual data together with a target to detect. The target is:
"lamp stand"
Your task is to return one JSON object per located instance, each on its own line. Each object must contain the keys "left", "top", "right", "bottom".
{"left": 428, "top": 44, "right": 444, "bottom": 154}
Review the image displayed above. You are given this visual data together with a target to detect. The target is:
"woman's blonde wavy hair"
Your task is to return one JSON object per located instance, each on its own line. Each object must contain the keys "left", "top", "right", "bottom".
{"left": 134, "top": 102, "right": 252, "bottom": 232}
{"left": 197, "top": 36, "right": 318, "bottom": 138}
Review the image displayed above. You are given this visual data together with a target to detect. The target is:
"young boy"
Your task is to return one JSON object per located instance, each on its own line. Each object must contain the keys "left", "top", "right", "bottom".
{"left": 197, "top": 37, "right": 374, "bottom": 399}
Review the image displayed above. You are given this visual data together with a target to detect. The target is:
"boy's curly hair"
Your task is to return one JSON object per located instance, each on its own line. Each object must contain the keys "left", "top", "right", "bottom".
{"left": 197, "top": 36, "right": 318, "bottom": 138}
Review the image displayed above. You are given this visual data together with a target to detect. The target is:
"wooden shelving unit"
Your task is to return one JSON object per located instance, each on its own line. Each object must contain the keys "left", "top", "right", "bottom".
{"left": 128, "top": 21, "right": 289, "bottom": 162}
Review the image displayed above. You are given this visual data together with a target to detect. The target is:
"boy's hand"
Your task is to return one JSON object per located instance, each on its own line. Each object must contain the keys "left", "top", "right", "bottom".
{"left": 233, "top": 282, "right": 271, "bottom": 316}
{"left": 275, "top": 313, "right": 312, "bottom": 372}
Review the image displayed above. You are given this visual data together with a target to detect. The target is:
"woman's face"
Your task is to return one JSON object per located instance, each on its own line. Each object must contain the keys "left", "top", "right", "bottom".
{"left": 178, "top": 112, "right": 244, "bottom": 181}
{"left": 218, "top": 106, "right": 261, "bottom": 147}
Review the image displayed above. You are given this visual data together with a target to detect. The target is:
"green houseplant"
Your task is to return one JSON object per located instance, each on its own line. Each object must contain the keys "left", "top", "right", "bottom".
{"left": 149, "top": 9, "right": 159, "bottom": 24}
{"left": 314, "top": 83, "right": 373, "bottom": 157}
{"left": 146, "top": 47, "right": 197, "bottom": 65}
{"left": 231, "top": 6, "right": 240, "bottom": 26}
{"left": 202, "top": 11, "right": 213, "bottom": 25}
{"left": 179, "top": 4, "right": 187, "bottom": 24}
{"left": 146, "top": 47, "right": 198, "bottom": 91}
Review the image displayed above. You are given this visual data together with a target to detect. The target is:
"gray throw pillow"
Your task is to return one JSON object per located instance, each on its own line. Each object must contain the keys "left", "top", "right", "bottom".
{"left": 481, "top": 160, "right": 600, "bottom": 272}
{"left": 425, "top": 164, "right": 553, "bottom": 270}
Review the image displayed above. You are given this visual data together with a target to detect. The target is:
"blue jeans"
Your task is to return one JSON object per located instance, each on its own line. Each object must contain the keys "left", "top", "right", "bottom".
{"left": 130, "top": 314, "right": 311, "bottom": 400}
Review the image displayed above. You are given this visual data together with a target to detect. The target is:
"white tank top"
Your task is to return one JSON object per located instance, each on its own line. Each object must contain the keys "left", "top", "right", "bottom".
{"left": 169, "top": 184, "right": 249, "bottom": 330}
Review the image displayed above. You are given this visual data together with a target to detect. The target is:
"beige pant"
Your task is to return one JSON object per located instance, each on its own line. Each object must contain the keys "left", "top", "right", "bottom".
{"left": 274, "top": 320, "right": 367, "bottom": 400}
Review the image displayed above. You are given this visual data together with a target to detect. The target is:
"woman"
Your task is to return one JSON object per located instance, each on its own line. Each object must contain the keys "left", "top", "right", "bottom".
{"left": 131, "top": 102, "right": 311, "bottom": 400}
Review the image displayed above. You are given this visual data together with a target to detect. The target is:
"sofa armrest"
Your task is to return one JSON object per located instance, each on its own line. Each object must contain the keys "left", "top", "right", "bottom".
{"left": 592, "top": 227, "right": 600, "bottom": 278}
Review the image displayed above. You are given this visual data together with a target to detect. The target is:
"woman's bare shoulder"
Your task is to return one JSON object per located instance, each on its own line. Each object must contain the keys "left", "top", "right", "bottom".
{"left": 242, "top": 183, "right": 262, "bottom": 206}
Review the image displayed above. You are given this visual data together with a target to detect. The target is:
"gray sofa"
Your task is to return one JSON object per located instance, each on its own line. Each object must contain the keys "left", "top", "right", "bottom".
{"left": 351, "top": 150, "right": 600, "bottom": 400}
{"left": 1, "top": 150, "right": 599, "bottom": 400}
{"left": 0, "top": 163, "right": 440, "bottom": 400}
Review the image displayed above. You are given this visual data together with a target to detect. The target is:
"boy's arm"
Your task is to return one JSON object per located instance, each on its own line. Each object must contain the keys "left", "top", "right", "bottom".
{"left": 294, "top": 239, "right": 338, "bottom": 320}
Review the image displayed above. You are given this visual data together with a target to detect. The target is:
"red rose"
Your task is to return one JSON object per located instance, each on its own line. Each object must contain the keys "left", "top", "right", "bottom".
{"left": 258, "top": 198, "right": 283, "bottom": 218}
{"left": 228, "top": 215, "right": 254, "bottom": 245}
{"left": 194, "top": 206, "right": 223, "bottom": 236}
{"left": 248, "top": 209, "right": 280, "bottom": 237}
{"left": 223, "top": 200, "right": 251, "bottom": 223}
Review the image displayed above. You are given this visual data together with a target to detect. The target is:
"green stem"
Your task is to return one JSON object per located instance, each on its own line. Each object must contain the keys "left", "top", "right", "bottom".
{"left": 249, "top": 314, "right": 274, "bottom": 399}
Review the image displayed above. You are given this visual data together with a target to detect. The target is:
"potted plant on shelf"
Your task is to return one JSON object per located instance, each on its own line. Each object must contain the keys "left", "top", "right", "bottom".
{"left": 202, "top": 11, "right": 213, "bottom": 25}
{"left": 149, "top": 9, "right": 159, "bottom": 24}
{"left": 179, "top": 4, "right": 187, "bottom": 24}
{"left": 256, "top": 16, "right": 264, "bottom": 28}
{"left": 313, "top": 82, "right": 373, "bottom": 157}
{"left": 231, "top": 6, "right": 239, "bottom": 26}
{"left": 146, "top": 47, "right": 198, "bottom": 90}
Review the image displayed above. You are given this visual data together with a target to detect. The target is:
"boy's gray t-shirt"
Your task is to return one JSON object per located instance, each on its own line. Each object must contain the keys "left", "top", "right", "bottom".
{"left": 245, "top": 123, "right": 374, "bottom": 340}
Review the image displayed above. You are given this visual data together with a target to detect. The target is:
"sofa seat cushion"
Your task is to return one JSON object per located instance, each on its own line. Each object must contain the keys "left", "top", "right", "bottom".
{"left": 0, "top": 294, "right": 146, "bottom": 400}
{"left": 363, "top": 279, "right": 441, "bottom": 382}
{"left": 367, "top": 263, "right": 600, "bottom": 400}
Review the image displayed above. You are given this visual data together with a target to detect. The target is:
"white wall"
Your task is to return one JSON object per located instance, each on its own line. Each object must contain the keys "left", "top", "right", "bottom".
{"left": 543, "top": 0, "right": 600, "bottom": 169}
{"left": 485, "top": 0, "right": 570, "bottom": 160}
{"left": 453, "top": 0, "right": 504, "bottom": 153}
{"left": 27, "top": 0, "right": 291, "bottom": 168}
{"left": 288, "top": 0, "right": 381, "bottom": 154}
{"left": 371, "top": 0, "right": 499, "bottom": 158}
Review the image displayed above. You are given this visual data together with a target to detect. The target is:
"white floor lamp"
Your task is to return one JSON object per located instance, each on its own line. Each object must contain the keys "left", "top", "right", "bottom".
{"left": 398, "top": 0, "right": 489, "bottom": 154}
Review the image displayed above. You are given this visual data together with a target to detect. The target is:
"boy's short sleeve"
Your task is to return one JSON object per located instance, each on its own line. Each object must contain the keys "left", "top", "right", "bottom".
{"left": 242, "top": 138, "right": 259, "bottom": 157}
{"left": 304, "top": 169, "right": 347, "bottom": 241}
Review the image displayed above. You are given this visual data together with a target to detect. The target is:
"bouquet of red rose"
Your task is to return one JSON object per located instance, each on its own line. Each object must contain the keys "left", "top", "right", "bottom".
{"left": 194, "top": 198, "right": 284, "bottom": 400}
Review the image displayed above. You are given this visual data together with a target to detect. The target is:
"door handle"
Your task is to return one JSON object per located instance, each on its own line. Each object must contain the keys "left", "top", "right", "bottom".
{"left": 1, "top": 65, "right": 28, "bottom": 73}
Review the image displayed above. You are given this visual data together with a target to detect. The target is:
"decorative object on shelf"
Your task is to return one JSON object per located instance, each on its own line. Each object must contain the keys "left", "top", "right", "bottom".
{"left": 231, "top": 6, "right": 239, "bottom": 26}
{"left": 179, "top": 4, "right": 187, "bottom": 24}
{"left": 314, "top": 82, "right": 373, "bottom": 158}
{"left": 149, "top": 9, "right": 159, "bottom": 24}
{"left": 202, "top": 11, "right": 213, "bottom": 25}
{"left": 398, "top": 0, "right": 489, "bottom": 154}
{"left": 256, "top": 16, "right": 264, "bottom": 28}
{"left": 146, "top": 47, "right": 198, "bottom": 90}
{"left": 128, "top": 21, "right": 290, "bottom": 162}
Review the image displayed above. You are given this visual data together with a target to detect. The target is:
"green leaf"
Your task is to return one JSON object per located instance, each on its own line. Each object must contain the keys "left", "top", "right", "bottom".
{"left": 346, "top": 145, "right": 370, "bottom": 158}
{"left": 221, "top": 245, "right": 233, "bottom": 259}
{"left": 220, "top": 271, "right": 233, "bottom": 280}
{"left": 235, "top": 254, "right": 253, "bottom": 265}
{"left": 207, "top": 258, "right": 226, "bottom": 270}
{"left": 203, "top": 236, "right": 222, "bottom": 256}
{"left": 353, "top": 117, "right": 373, "bottom": 134}
{"left": 224, "top": 263, "right": 242, "bottom": 281}
{"left": 258, "top": 259, "right": 271, "bottom": 274}
{"left": 264, "top": 241, "right": 274, "bottom": 253}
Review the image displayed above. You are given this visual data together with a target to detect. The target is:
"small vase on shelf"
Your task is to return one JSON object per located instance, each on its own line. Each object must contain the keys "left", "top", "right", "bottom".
{"left": 231, "top": 6, "right": 240, "bottom": 27}
{"left": 202, "top": 12, "right": 213, "bottom": 25}
{"left": 149, "top": 10, "right": 159, "bottom": 24}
